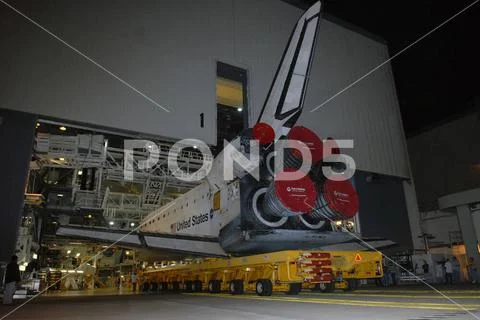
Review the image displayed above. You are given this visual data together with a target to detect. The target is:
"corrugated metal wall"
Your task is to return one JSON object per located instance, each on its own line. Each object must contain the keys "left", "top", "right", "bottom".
{"left": 408, "top": 112, "right": 480, "bottom": 211}
{"left": 298, "top": 19, "right": 409, "bottom": 178}
{"left": 0, "top": 0, "right": 409, "bottom": 178}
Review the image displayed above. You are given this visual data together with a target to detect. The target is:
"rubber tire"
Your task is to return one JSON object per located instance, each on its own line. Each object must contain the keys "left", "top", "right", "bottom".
{"left": 208, "top": 280, "right": 221, "bottom": 294}
{"left": 285, "top": 283, "right": 302, "bottom": 295}
{"left": 345, "top": 279, "right": 358, "bottom": 292}
{"left": 316, "top": 282, "right": 334, "bottom": 293}
{"left": 193, "top": 280, "right": 203, "bottom": 292}
{"left": 184, "top": 281, "right": 193, "bottom": 292}
{"left": 160, "top": 282, "right": 168, "bottom": 292}
{"left": 171, "top": 281, "right": 181, "bottom": 292}
{"left": 229, "top": 280, "right": 244, "bottom": 295}
{"left": 255, "top": 279, "right": 273, "bottom": 296}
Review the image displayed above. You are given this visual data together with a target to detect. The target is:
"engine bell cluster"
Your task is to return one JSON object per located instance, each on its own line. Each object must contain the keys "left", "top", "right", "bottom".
{"left": 250, "top": 123, "right": 359, "bottom": 230}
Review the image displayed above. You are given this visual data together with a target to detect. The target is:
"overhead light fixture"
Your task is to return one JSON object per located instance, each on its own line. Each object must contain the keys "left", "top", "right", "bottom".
{"left": 130, "top": 222, "right": 135, "bottom": 227}
{"left": 57, "top": 194, "right": 64, "bottom": 197}
{"left": 59, "top": 157, "right": 65, "bottom": 161}
{"left": 335, "top": 221, "right": 343, "bottom": 226}
{"left": 75, "top": 253, "right": 81, "bottom": 258}
{"left": 237, "top": 107, "right": 243, "bottom": 112}
{"left": 59, "top": 126, "right": 67, "bottom": 131}
{"left": 19, "top": 265, "right": 26, "bottom": 272}
{"left": 32, "top": 253, "right": 38, "bottom": 260}
{"left": 126, "top": 251, "right": 130, "bottom": 255}
{"left": 67, "top": 250, "right": 72, "bottom": 254}
{"left": 77, "top": 170, "right": 83, "bottom": 176}
{"left": 36, "top": 123, "right": 40, "bottom": 128}
{"left": 193, "top": 145, "right": 198, "bottom": 149}
{"left": 87, "top": 214, "right": 92, "bottom": 219}
{"left": 109, "top": 221, "right": 115, "bottom": 226}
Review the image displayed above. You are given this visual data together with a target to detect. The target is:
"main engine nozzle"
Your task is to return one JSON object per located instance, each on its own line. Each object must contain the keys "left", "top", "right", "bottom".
{"left": 311, "top": 179, "right": 359, "bottom": 220}
{"left": 284, "top": 126, "right": 324, "bottom": 168}
{"left": 263, "top": 169, "right": 317, "bottom": 217}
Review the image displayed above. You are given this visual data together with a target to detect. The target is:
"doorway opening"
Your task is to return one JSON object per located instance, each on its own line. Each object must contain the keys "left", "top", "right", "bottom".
{"left": 215, "top": 62, "right": 248, "bottom": 154}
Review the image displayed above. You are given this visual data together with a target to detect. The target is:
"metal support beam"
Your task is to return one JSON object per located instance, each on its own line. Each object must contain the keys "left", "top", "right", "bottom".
{"left": 457, "top": 205, "right": 480, "bottom": 277}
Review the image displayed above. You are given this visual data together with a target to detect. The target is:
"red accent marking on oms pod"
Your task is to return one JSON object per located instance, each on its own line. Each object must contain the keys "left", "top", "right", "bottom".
{"left": 323, "top": 179, "right": 359, "bottom": 218}
{"left": 324, "top": 137, "right": 341, "bottom": 156}
{"left": 274, "top": 169, "right": 317, "bottom": 213}
{"left": 252, "top": 122, "right": 275, "bottom": 145}
{"left": 287, "top": 126, "right": 324, "bottom": 163}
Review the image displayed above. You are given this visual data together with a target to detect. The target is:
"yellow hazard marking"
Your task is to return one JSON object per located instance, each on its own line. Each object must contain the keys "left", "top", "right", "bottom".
{"left": 357, "top": 289, "right": 480, "bottom": 294}
{"left": 184, "top": 293, "right": 480, "bottom": 311}
{"left": 354, "top": 253, "right": 362, "bottom": 262}
{"left": 302, "top": 291, "right": 480, "bottom": 299}
{"left": 213, "top": 191, "right": 221, "bottom": 210}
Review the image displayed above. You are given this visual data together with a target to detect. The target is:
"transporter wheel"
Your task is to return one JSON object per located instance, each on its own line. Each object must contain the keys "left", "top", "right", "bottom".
{"left": 193, "top": 280, "right": 203, "bottom": 292}
{"left": 344, "top": 279, "right": 358, "bottom": 292}
{"left": 184, "top": 281, "right": 193, "bottom": 292}
{"left": 244, "top": 187, "right": 287, "bottom": 229}
{"left": 171, "top": 281, "right": 181, "bottom": 292}
{"left": 229, "top": 280, "right": 244, "bottom": 295}
{"left": 255, "top": 279, "right": 273, "bottom": 296}
{"left": 285, "top": 283, "right": 302, "bottom": 295}
{"left": 160, "top": 282, "right": 169, "bottom": 292}
{"left": 208, "top": 280, "right": 221, "bottom": 294}
{"left": 315, "top": 282, "right": 334, "bottom": 293}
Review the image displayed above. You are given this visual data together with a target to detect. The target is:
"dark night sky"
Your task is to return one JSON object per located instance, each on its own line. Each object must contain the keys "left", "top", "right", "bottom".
{"left": 286, "top": 0, "right": 479, "bottom": 136}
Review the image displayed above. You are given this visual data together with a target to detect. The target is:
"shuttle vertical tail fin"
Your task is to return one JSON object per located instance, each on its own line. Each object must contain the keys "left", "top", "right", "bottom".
{"left": 257, "top": 1, "right": 321, "bottom": 139}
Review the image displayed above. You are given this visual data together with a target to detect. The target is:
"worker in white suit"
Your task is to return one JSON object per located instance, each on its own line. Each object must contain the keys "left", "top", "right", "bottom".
{"left": 444, "top": 259, "right": 453, "bottom": 285}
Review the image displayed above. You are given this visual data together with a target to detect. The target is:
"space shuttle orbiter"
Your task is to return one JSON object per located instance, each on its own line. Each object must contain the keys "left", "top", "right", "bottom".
{"left": 57, "top": 2, "right": 393, "bottom": 256}
{"left": 139, "top": 1, "right": 360, "bottom": 253}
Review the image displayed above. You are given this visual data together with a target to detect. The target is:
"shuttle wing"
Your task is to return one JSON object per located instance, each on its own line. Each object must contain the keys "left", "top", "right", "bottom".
{"left": 257, "top": 1, "right": 321, "bottom": 139}
{"left": 56, "top": 225, "right": 228, "bottom": 257}
{"left": 56, "top": 225, "right": 395, "bottom": 256}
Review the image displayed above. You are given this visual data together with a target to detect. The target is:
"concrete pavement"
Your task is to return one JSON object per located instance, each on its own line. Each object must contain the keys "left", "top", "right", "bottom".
{"left": 1, "top": 286, "right": 479, "bottom": 320}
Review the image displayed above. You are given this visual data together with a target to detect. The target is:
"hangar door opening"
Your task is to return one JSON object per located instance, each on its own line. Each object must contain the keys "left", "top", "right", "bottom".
{"left": 215, "top": 62, "right": 248, "bottom": 154}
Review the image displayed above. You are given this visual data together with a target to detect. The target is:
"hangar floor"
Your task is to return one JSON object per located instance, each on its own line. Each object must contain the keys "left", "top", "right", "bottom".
{"left": 2, "top": 287, "right": 480, "bottom": 320}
